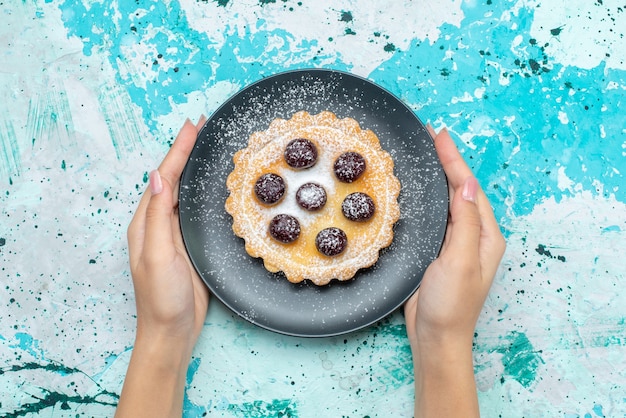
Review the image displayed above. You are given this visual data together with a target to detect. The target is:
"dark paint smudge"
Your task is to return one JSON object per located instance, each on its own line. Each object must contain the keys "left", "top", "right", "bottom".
{"left": 535, "top": 244, "right": 566, "bottom": 262}
{"left": 2, "top": 389, "right": 118, "bottom": 418}
{"left": 340, "top": 11, "right": 353, "bottom": 22}
{"left": 495, "top": 331, "right": 544, "bottom": 388}
{"left": 550, "top": 25, "right": 565, "bottom": 36}
{"left": 2, "top": 361, "right": 81, "bottom": 376}
{"left": 528, "top": 58, "right": 541, "bottom": 73}
{"left": 384, "top": 43, "right": 396, "bottom": 52}
{"left": 1, "top": 361, "right": 120, "bottom": 417}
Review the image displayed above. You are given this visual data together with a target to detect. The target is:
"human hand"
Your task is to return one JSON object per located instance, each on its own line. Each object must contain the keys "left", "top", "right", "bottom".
{"left": 127, "top": 117, "right": 210, "bottom": 348}
{"left": 116, "top": 118, "right": 209, "bottom": 418}
{"left": 404, "top": 126, "right": 506, "bottom": 417}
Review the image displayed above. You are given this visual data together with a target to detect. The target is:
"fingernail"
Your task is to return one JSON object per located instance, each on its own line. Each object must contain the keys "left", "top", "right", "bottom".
{"left": 462, "top": 176, "right": 478, "bottom": 202}
{"left": 197, "top": 114, "right": 207, "bottom": 129}
{"left": 149, "top": 170, "right": 163, "bottom": 194}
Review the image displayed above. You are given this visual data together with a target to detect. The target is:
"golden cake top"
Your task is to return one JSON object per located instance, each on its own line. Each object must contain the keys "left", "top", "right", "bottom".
{"left": 225, "top": 110, "right": 401, "bottom": 286}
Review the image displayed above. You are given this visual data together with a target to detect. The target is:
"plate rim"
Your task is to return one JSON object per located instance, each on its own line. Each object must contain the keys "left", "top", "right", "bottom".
{"left": 179, "top": 67, "right": 448, "bottom": 337}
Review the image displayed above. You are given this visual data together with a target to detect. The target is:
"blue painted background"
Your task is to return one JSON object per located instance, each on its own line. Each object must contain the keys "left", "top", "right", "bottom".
{"left": 1, "top": 0, "right": 625, "bottom": 416}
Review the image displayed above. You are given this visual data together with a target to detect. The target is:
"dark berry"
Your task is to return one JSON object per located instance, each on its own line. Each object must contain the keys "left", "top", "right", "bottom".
{"left": 284, "top": 138, "right": 318, "bottom": 169}
{"left": 333, "top": 152, "right": 366, "bottom": 183}
{"left": 296, "top": 182, "right": 327, "bottom": 211}
{"left": 342, "top": 192, "right": 375, "bottom": 222}
{"left": 269, "top": 214, "right": 300, "bottom": 243}
{"left": 254, "top": 173, "right": 285, "bottom": 205}
{"left": 315, "top": 227, "right": 347, "bottom": 256}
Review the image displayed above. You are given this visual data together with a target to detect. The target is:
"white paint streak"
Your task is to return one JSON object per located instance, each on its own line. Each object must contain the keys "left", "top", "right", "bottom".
{"left": 154, "top": 80, "right": 240, "bottom": 132}
{"left": 528, "top": 0, "right": 626, "bottom": 70}
{"left": 556, "top": 166, "right": 574, "bottom": 191}
{"left": 477, "top": 193, "right": 626, "bottom": 416}
{"left": 179, "top": 0, "right": 465, "bottom": 75}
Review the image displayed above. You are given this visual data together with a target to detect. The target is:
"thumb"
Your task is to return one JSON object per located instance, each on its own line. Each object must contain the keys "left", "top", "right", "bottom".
{"left": 446, "top": 176, "right": 481, "bottom": 259}
{"left": 143, "top": 170, "right": 176, "bottom": 262}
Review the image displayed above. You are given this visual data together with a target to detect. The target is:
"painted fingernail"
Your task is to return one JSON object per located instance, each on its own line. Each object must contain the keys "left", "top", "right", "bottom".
{"left": 179, "top": 118, "right": 192, "bottom": 131}
{"left": 149, "top": 170, "right": 163, "bottom": 195}
{"left": 462, "top": 176, "right": 478, "bottom": 202}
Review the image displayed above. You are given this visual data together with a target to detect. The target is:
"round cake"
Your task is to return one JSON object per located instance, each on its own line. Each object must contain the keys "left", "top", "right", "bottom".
{"left": 225, "top": 111, "right": 401, "bottom": 285}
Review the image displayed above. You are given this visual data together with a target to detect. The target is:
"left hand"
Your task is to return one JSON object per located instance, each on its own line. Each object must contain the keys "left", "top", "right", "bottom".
{"left": 126, "top": 117, "right": 210, "bottom": 350}
{"left": 117, "top": 117, "right": 210, "bottom": 418}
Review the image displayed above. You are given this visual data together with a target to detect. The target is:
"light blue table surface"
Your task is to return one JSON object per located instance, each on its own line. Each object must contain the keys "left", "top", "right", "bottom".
{"left": 1, "top": 1, "right": 625, "bottom": 417}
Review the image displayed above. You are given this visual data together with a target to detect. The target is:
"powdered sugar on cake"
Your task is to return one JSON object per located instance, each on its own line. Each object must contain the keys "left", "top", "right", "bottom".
{"left": 225, "top": 111, "right": 401, "bottom": 285}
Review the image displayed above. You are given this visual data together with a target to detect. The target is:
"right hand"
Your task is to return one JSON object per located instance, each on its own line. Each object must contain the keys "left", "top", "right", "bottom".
{"left": 403, "top": 126, "right": 506, "bottom": 418}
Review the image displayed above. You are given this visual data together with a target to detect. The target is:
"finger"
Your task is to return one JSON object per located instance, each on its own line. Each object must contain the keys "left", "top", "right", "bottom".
{"left": 433, "top": 128, "right": 504, "bottom": 255}
{"left": 129, "top": 117, "right": 197, "bottom": 239}
{"left": 479, "top": 235, "right": 506, "bottom": 284}
{"left": 172, "top": 115, "right": 205, "bottom": 204}
{"left": 143, "top": 170, "right": 177, "bottom": 264}
{"left": 433, "top": 128, "right": 473, "bottom": 191}
{"left": 196, "top": 114, "right": 207, "bottom": 130}
{"left": 158, "top": 119, "right": 198, "bottom": 188}
{"left": 403, "top": 288, "right": 420, "bottom": 345}
{"left": 445, "top": 176, "right": 481, "bottom": 264}
{"left": 477, "top": 203, "right": 506, "bottom": 281}
{"left": 404, "top": 288, "right": 419, "bottom": 319}
{"left": 425, "top": 123, "right": 437, "bottom": 139}
{"left": 475, "top": 191, "right": 503, "bottom": 250}
{"left": 472, "top": 187, "right": 506, "bottom": 278}
{"left": 172, "top": 207, "right": 187, "bottom": 254}
{"left": 127, "top": 187, "right": 154, "bottom": 266}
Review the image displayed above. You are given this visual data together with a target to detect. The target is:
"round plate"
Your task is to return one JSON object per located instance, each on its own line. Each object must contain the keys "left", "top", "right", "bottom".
{"left": 179, "top": 69, "right": 448, "bottom": 337}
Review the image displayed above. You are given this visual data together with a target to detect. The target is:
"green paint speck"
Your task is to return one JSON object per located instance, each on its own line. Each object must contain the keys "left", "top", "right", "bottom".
{"left": 142, "top": 172, "right": 149, "bottom": 183}
{"left": 61, "top": 160, "right": 66, "bottom": 171}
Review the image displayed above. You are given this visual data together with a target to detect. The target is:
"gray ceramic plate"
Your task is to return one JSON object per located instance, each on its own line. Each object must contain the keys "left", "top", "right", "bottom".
{"left": 179, "top": 69, "right": 448, "bottom": 337}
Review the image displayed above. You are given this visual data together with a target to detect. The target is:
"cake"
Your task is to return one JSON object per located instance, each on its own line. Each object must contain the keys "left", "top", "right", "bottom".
{"left": 225, "top": 111, "right": 401, "bottom": 286}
